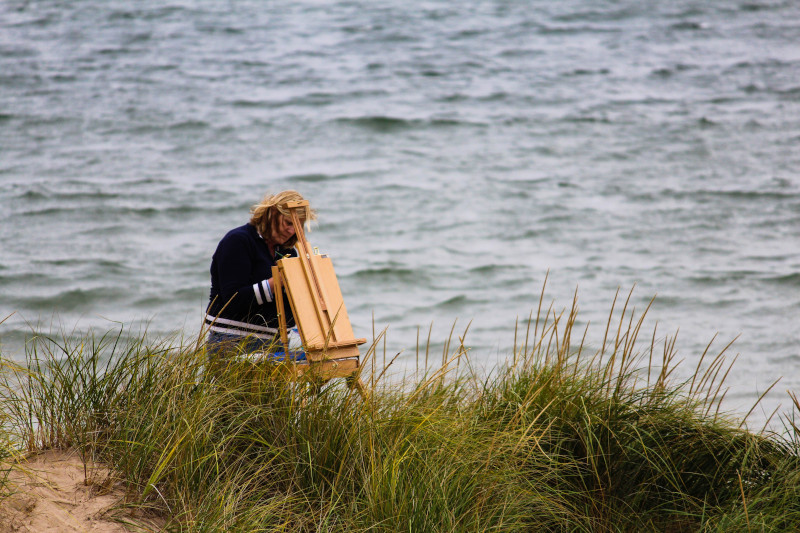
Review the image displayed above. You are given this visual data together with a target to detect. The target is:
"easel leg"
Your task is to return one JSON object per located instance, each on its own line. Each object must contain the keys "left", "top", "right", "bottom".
{"left": 272, "top": 266, "right": 290, "bottom": 355}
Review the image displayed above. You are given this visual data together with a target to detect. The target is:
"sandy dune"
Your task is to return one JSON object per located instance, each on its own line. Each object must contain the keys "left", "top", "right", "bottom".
{"left": 1, "top": 450, "right": 163, "bottom": 533}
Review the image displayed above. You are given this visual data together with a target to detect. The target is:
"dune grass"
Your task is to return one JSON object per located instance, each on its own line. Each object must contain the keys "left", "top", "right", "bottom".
{"left": 1, "top": 290, "right": 799, "bottom": 532}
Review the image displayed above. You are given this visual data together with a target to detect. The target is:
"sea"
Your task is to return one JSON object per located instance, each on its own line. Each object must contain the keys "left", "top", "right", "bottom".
{"left": 1, "top": 0, "right": 798, "bottom": 429}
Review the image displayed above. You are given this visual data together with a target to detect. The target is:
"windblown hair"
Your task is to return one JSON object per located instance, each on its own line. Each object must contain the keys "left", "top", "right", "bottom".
{"left": 249, "top": 190, "right": 317, "bottom": 248}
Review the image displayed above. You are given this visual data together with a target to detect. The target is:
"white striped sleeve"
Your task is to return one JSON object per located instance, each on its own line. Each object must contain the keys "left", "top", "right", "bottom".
{"left": 252, "top": 282, "right": 264, "bottom": 305}
{"left": 252, "top": 279, "right": 273, "bottom": 305}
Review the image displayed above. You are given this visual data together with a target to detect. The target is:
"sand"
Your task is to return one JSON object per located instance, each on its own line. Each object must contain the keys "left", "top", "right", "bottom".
{"left": 1, "top": 450, "right": 164, "bottom": 533}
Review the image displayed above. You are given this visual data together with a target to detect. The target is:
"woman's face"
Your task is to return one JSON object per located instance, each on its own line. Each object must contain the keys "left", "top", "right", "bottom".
{"left": 274, "top": 215, "right": 297, "bottom": 245}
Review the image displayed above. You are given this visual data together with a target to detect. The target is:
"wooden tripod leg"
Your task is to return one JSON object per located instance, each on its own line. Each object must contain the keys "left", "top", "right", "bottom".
{"left": 272, "top": 266, "right": 289, "bottom": 355}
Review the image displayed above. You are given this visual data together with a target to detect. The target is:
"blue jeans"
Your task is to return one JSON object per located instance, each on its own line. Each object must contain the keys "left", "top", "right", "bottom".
{"left": 206, "top": 331, "right": 307, "bottom": 362}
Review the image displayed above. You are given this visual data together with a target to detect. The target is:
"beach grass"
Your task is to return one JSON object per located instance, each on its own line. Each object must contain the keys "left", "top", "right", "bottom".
{"left": 1, "top": 290, "right": 799, "bottom": 532}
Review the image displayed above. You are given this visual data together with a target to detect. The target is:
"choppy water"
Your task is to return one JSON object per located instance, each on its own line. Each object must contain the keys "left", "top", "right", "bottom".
{"left": 1, "top": 1, "right": 799, "bottom": 426}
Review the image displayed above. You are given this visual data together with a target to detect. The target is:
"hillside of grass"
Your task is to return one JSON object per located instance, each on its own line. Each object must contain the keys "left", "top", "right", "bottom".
{"left": 1, "top": 291, "right": 799, "bottom": 532}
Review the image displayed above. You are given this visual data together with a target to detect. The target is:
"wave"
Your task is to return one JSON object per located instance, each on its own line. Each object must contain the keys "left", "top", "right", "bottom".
{"left": 95, "top": 46, "right": 141, "bottom": 56}
{"left": 696, "top": 117, "right": 718, "bottom": 128}
{"left": 335, "top": 116, "right": 479, "bottom": 132}
{"left": 118, "top": 32, "right": 153, "bottom": 46}
{"left": 764, "top": 273, "right": 800, "bottom": 287}
{"left": 661, "top": 188, "right": 799, "bottom": 201}
{"left": 230, "top": 89, "right": 389, "bottom": 110}
{"left": 0, "top": 272, "right": 50, "bottom": 287}
{"left": 688, "top": 271, "right": 760, "bottom": 285}
{"left": 436, "top": 294, "right": 486, "bottom": 309}
{"left": 5, "top": 13, "right": 58, "bottom": 29}
{"left": 537, "top": 24, "right": 619, "bottom": 35}
{"left": 512, "top": 228, "right": 546, "bottom": 240}
{"left": 18, "top": 115, "right": 80, "bottom": 128}
{"left": 336, "top": 116, "right": 417, "bottom": 132}
{"left": 776, "top": 86, "right": 800, "bottom": 100}
{"left": 563, "top": 115, "right": 612, "bottom": 124}
{"left": 134, "top": 287, "right": 203, "bottom": 308}
{"left": 690, "top": 271, "right": 800, "bottom": 288}
{"left": 12, "top": 287, "right": 127, "bottom": 312}
{"left": 727, "top": 58, "right": 793, "bottom": 71}
{"left": 739, "top": 2, "right": 783, "bottom": 12}
{"left": 288, "top": 173, "right": 331, "bottom": 183}
{"left": 125, "top": 120, "right": 211, "bottom": 135}
{"left": 18, "top": 206, "right": 80, "bottom": 217}
{"left": 552, "top": 6, "right": 643, "bottom": 23}
{"left": 286, "top": 169, "right": 381, "bottom": 183}
{"left": 347, "top": 267, "right": 425, "bottom": 283}
{"left": 230, "top": 99, "right": 270, "bottom": 108}
{"left": 650, "top": 64, "right": 697, "bottom": 78}
{"left": 745, "top": 253, "right": 794, "bottom": 263}
{"left": 564, "top": 68, "right": 611, "bottom": 77}
{"left": 372, "top": 32, "right": 416, "bottom": 44}
{"left": 497, "top": 49, "right": 543, "bottom": 59}
{"left": 0, "top": 260, "right": 131, "bottom": 287}
{"left": 35, "top": 258, "right": 129, "bottom": 271}
{"left": 12, "top": 189, "right": 48, "bottom": 201}
{"left": 770, "top": 353, "right": 800, "bottom": 365}
{"left": 410, "top": 294, "right": 478, "bottom": 314}
{"left": 468, "top": 264, "right": 525, "bottom": 275}
{"left": 448, "top": 28, "right": 490, "bottom": 41}
{"left": 435, "top": 91, "right": 517, "bottom": 104}
{"left": 120, "top": 177, "right": 172, "bottom": 187}
{"left": 108, "top": 6, "right": 190, "bottom": 22}
{"left": 18, "top": 204, "right": 221, "bottom": 219}
{"left": 669, "top": 21, "right": 709, "bottom": 31}
{"left": 197, "top": 24, "right": 245, "bottom": 36}
{"left": 0, "top": 48, "right": 39, "bottom": 64}
{"left": 166, "top": 120, "right": 210, "bottom": 132}
{"left": 18, "top": 190, "right": 119, "bottom": 202}
{"left": 734, "top": 81, "right": 800, "bottom": 99}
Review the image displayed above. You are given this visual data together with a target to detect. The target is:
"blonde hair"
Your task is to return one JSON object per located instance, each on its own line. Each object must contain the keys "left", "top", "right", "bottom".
{"left": 249, "top": 190, "right": 317, "bottom": 247}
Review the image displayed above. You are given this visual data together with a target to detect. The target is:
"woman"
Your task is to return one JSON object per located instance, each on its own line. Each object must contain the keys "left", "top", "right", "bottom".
{"left": 205, "top": 190, "right": 316, "bottom": 358}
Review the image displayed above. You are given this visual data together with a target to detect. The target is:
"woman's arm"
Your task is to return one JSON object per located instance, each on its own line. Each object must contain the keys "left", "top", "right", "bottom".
{"left": 212, "top": 233, "right": 276, "bottom": 318}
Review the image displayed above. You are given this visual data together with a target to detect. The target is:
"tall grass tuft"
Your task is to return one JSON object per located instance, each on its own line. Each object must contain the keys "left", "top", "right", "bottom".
{"left": 1, "top": 289, "right": 799, "bottom": 531}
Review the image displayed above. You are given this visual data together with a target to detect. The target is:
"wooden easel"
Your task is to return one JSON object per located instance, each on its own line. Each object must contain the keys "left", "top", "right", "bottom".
{"left": 271, "top": 200, "right": 368, "bottom": 399}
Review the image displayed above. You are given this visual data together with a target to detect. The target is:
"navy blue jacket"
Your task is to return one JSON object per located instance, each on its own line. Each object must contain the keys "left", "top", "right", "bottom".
{"left": 205, "top": 223, "right": 296, "bottom": 339}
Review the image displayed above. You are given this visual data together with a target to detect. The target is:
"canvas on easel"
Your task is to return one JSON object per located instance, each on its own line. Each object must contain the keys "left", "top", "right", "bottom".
{"left": 271, "top": 200, "right": 368, "bottom": 397}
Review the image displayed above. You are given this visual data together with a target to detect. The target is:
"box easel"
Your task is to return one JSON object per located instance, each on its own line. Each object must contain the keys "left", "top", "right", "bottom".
{"left": 271, "top": 200, "right": 368, "bottom": 398}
